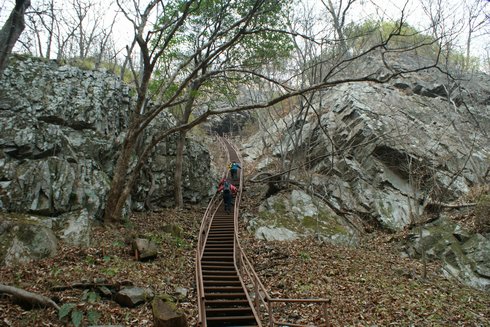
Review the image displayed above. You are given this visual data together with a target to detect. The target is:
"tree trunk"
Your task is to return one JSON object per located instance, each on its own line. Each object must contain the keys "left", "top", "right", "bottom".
{"left": 174, "top": 131, "right": 186, "bottom": 209}
{"left": 103, "top": 131, "right": 137, "bottom": 224}
{"left": 0, "top": 0, "right": 31, "bottom": 74}
{"left": 465, "top": 29, "right": 472, "bottom": 71}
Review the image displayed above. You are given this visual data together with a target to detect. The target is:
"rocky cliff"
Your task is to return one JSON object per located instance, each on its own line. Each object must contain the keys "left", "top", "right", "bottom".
{"left": 0, "top": 55, "right": 214, "bottom": 265}
{"left": 242, "top": 57, "right": 490, "bottom": 290}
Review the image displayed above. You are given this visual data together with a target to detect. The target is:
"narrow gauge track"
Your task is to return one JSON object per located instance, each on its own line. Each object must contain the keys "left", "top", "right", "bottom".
{"left": 196, "top": 137, "right": 259, "bottom": 326}
{"left": 196, "top": 137, "right": 329, "bottom": 327}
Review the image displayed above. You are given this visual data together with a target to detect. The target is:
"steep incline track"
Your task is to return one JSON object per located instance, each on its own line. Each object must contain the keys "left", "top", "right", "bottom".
{"left": 197, "top": 138, "right": 259, "bottom": 326}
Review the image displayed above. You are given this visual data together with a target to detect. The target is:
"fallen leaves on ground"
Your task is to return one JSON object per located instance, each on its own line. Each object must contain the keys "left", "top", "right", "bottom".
{"left": 1, "top": 199, "right": 489, "bottom": 326}
{"left": 239, "top": 228, "right": 490, "bottom": 326}
{"left": 0, "top": 208, "right": 202, "bottom": 327}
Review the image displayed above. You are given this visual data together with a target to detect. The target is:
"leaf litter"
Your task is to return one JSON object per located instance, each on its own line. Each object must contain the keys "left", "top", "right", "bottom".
{"left": 0, "top": 195, "right": 489, "bottom": 326}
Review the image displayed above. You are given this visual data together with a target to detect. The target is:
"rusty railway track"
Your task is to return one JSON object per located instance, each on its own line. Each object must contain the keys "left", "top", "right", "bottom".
{"left": 196, "top": 137, "right": 258, "bottom": 326}
{"left": 196, "top": 137, "right": 329, "bottom": 327}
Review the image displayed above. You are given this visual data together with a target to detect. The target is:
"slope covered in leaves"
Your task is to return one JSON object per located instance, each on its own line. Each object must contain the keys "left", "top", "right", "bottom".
{"left": 240, "top": 233, "right": 490, "bottom": 325}
{"left": 0, "top": 209, "right": 202, "bottom": 327}
{"left": 1, "top": 200, "right": 489, "bottom": 326}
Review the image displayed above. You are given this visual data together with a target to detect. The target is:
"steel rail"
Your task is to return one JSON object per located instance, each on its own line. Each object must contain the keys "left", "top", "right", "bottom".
{"left": 197, "top": 136, "right": 329, "bottom": 326}
{"left": 196, "top": 135, "right": 230, "bottom": 326}
{"left": 224, "top": 137, "right": 330, "bottom": 327}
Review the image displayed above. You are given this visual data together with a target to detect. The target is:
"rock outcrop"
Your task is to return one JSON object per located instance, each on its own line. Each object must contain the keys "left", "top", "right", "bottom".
{"left": 0, "top": 55, "right": 214, "bottom": 264}
{"left": 242, "top": 57, "right": 490, "bottom": 289}
{"left": 404, "top": 216, "right": 490, "bottom": 291}
{"left": 249, "top": 190, "right": 359, "bottom": 245}
{"left": 244, "top": 78, "right": 489, "bottom": 229}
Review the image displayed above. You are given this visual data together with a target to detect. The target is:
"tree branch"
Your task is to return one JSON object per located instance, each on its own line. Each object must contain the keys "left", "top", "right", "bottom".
{"left": 0, "top": 284, "right": 60, "bottom": 310}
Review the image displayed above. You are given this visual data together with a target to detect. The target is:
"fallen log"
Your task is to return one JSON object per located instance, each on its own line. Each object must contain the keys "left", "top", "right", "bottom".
{"left": 0, "top": 284, "right": 60, "bottom": 310}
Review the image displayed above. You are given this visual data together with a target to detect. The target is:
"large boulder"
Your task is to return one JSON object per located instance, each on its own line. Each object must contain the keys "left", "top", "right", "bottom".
{"left": 114, "top": 286, "right": 154, "bottom": 307}
{"left": 132, "top": 238, "right": 158, "bottom": 261}
{"left": 404, "top": 217, "right": 490, "bottom": 291}
{"left": 243, "top": 73, "right": 489, "bottom": 231}
{"left": 0, "top": 210, "right": 93, "bottom": 265}
{"left": 251, "top": 190, "right": 358, "bottom": 245}
{"left": 0, "top": 213, "right": 57, "bottom": 266}
{"left": 152, "top": 297, "right": 188, "bottom": 327}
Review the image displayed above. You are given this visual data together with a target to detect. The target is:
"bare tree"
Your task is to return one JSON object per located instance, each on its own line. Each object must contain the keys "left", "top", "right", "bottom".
{"left": 0, "top": 0, "right": 31, "bottom": 74}
{"left": 463, "top": 0, "right": 488, "bottom": 71}
{"left": 16, "top": 0, "right": 117, "bottom": 63}
{"left": 23, "top": 0, "right": 56, "bottom": 58}
{"left": 100, "top": 0, "right": 444, "bottom": 224}
{"left": 320, "top": 0, "right": 357, "bottom": 58}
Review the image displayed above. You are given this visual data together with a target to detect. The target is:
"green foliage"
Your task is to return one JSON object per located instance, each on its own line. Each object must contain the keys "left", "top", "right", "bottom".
{"left": 150, "top": 0, "right": 294, "bottom": 113}
{"left": 173, "top": 236, "right": 190, "bottom": 249}
{"left": 345, "top": 19, "right": 437, "bottom": 55}
{"left": 443, "top": 51, "right": 481, "bottom": 72}
{"left": 71, "top": 309, "right": 83, "bottom": 327}
{"left": 343, "top": 19, "right": 480, "bottom": 72}
{"left": 85, "top": 255, "right": 96, "bottom": 265}
{"left": 59, "top": 296, "right": 101, "bottom": 326}
{"left": 146, "top": 230, "right": 190, "bottom": 249}
{"left": 112, "top": 240, "right": 126, "bottom": 247}
{"left": 101, "top": 266, "right": 119, "bottom": 277}
{"left": 81, "top": 289, "right": 100, "bottom": 303}
{"left": 68, "top": 58, "right": 95, "bottom": 71}
{"left": 64, "top": 57, "right": 134, "bottom": 83}
{"left": 58, "top": 303, "right": 76, "bottom": 320}
{"left": 50, "top": 264, "right": 62, "bottom": 278}
{"left": 299, "top": 251, "right": 311, "bottom": 261}
{"left": 57, "top": 278, "right": 102, "bottom": 325}
{"left": 87, "top": 309, "right": 101, "bottom": 325}
{"left": 146, "top": 232, "right": 166, "bottom": 245}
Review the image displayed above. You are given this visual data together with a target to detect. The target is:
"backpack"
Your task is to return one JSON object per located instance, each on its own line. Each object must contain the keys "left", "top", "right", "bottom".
{"left": 223, "top": 181, "right": 231, "bottom": 194}
{"left": 230, "top": 162, "right": 238, "bottom": 170}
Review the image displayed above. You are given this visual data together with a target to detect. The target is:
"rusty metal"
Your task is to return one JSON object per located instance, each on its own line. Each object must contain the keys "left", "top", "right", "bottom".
{"left": 197, "top": 136, "right": 329, "bottom": 327}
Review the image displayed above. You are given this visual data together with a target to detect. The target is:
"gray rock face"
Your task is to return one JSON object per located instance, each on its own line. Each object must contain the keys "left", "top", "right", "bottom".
{"left": 3, "top": 157, "right": 110, "bottom": 218}
{"left": 0, "top": 56, "right": 214, "bottom": 219}
{"left": 404, "top": 218, "right": 490, "bottom": 291}
{"left": 114, "top": 286, "right": 154, "bottom": 307}
{"left": 0, "top": 57, "right": 128, "bottom": 218}
{"left": 0, "top": 56, "right": 214, "bottom": 265}
{"left": 132, "top": 117, "right": 214, "bottom": 210}
{"left": 255, "top": 226, "right": 298, "bottom": 241}
{"left": 252, "top": 190, "right": 358, "bottom": 245}
{"left": 243, "top": 76, "right": 489, "bottom": 231}
{"left": 0, "top": 214, "right": 57, "bottom": 266}
{"left": 53, "top": 209, "right": 91, "bottom": 247}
